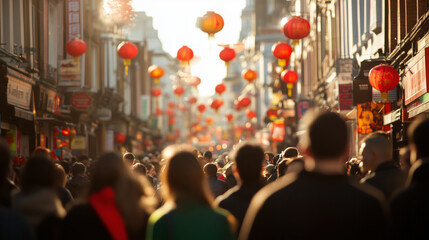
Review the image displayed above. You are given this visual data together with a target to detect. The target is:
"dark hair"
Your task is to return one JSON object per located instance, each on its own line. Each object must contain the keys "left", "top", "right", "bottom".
{"left": 283, "top": 147, "right": 299, "bottom": 158}
{"left": 132, "top": 163, "right": 147, "bottom": 176}
{"left": 59, "top": 160, "right": 70, "bottom": 175}
{"left": 231, "top": 142, "right": 264, "bottom": 184}
{"left": 203, "top": 151, "right": 212, "bottom": 159}
{"left": 277, "top": 159, "right": 288, "bottom": 178}
{"left": 77, "top": 155, "right": 89, "bottom": 162}
{"left": 71, "top": 162, "right": 86, "bottom": 176}
{"left": 21, "top": 156, "right": 56, "bottom": 192}
{"left": 162, "top": 146, "right": 212, "bottom": 207}
{"left": 89, "top": 152, "right": 125, "bottom": 195}
{"left": 308, "top": 112, "right": 348, "bottom": 159}
{"left": 54, "top": 163, "right": 67, "bottom": 187}
{"left": 408, "top": 117, "right": 429, "bottom": 159}
{"left": 0, "top": 138, "right": 11, "bottom": 181}
{"left": 264, "top": 152, "right": 275, "bottom": 163}
{"left": 123, "top": 152, "right": 135, "bottom": 165}
{"left": 32, "top": 146, "right": 53, "bottom": 161}
{"left": 203, "top": 163, "right": 218, "bottom": 178}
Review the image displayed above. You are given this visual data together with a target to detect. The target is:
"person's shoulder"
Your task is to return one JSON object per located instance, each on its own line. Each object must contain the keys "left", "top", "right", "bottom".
{"left": 216, "top": 185, "right": 240, "bottom": 206}
{"left": 255, "top": 173, "right": 298, "bottom": 204}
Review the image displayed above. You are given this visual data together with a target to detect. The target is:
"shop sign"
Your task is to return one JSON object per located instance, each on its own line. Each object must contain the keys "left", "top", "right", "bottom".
{"left": 403, "top": 48, "right": 429, "bottom": 105}
{"left": 71, "top": 93, "right": 92, "bottom": 111}
{"left": 66, "top": 0, "right": 82, "bottom": 40}
{"left": 96, "top": 108, "right": 112, "bottom": 121}
{"left": 270, "top": 119, "right": 285, "bottom": 142}
{"left": 7, "top": 76, "right": 32, "bottom": 110}
{"left": 40, "top": 86, "right": 57, "bottom": 113}
{"left": 71, "top": 135, "right": 86, "bottom": 150}
{"left": 357, "top": 102, "right": 385, "bottom": 134}
{"left": 58, "top": 59, "right": 81, "bottom": 87}
{"left": 7, "top": 68, "right": 35, "bottom": 85}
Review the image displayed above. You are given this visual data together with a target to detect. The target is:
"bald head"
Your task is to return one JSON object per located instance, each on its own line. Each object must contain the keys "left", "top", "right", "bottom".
{"left": 360, "top": 132, "right": 392, "bottom": 172}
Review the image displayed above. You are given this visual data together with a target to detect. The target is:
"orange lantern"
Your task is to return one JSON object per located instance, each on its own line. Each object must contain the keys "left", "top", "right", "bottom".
{"left": 239, "top": 96, "right": 251, "bottom": 108}
{"left": 151, "top": 88, "right": 162, "bottom": 97}
{"left": 65, "top": 38, "right": 87, "bottom": 62}
{"left": 368, "top": 64, "right": 399, "bottom": 101}
{"left": 242, "top": 69, "right": 258, "bottom": 84}
{"left": 177, "top": 46, "right": 194, "bottom": 65}
{"left": 197, "top": 104, "right": 206, "bottom": 113}
{"left": 281, "top": 70, "right": 298, "bottom": 97}
{"left": 282, "top": 16, "right": 310, "bottom": 46}
{"left": 199, "top": 11, "right": 224, "bottom": 39}
{"left": 210, "top": 99, "right": 224, "bottom": 113}
{"left": 206, "top": 117, "right": 214, "bottom": 125}
{"left": 117, "top": 41, "right": 138, "bottom": 76}
{"left": 188, "top": 96, "right": 197, "bottom": 105}
{"left": 246, "top": 110, "right": 256, "bottom": 119}
{"left": 272, "top": 42, "right": 293, "bottom": 67}
{"left": 115, "top": 132, "right": 126, "bottom": 145}
{"left": 226, "top": 113, "right": 234, "bottom": 122}
{"left": 148, "top": 65, "right": 165, "bottom": 84}
{"left": 173, "top": 86, "right": 185, "bottom": 98}
{"left": 189, "top": 76, "right": 201, "bottom": 88}
{"left": 215, "top": 83, "right": 226, "bottom": 95}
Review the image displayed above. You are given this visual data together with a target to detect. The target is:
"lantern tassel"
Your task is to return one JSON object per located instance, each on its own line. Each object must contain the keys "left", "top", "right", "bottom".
{"left": 291, "top": 40, "right": 299, "bottom": 48}
{"left": 225, "top": 62, "right": 229, "bottom": 77}
{"left": 287, "top": 83, "right": 293, "bottom": 97}
{"left": 278, "top": 59, "right": 286, "bottom": 67}
{"left": 380, "top": 92, "right": 388, "bottom": 101}
{"left": 123, "top": 59, "right": 131, "bottom": 76}
{"left": 73, "top": 57, "right": 79, "bottom": 62}
{"left": 154, "top": 78, "right": 160, "bottom": 85}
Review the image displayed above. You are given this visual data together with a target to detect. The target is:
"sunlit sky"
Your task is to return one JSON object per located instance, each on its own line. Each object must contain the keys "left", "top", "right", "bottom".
{"left": 132, "top": 0, "right": 246, "bottom": 96}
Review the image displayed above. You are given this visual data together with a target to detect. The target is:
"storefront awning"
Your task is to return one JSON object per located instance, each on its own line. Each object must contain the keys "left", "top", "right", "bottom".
{"left": 14, "top": 107, "right": 34, "bottom": 121}
{"left": 408, "top": 101, "right": 429, "bottom": 118}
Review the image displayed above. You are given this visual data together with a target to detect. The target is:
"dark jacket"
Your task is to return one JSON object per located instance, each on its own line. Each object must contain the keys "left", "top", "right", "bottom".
{"left": 361, "top": 161, "right": 407, "bottom": 199}
{"left": 58, "top": 187, "right": 73, "bottom": 208}
{"left": 207, "top": 178, "right": 228, "bottom": 198}
{"left": 0, "top": 179, "right": 17, "bottom": 209}
{"left": 240, "top": 170, "right": 388, "bottom": 240}
{"left": 216, "top": 182, "right": 263, "bottom": 232}
{"left": 0, "top": 207, "right": 34, "bottom": 240}
{"left": 391, "top": 158, "right": 429, "bottom": 239}
{"left": 66, "top": 176, "right": 89, "bottom": 199}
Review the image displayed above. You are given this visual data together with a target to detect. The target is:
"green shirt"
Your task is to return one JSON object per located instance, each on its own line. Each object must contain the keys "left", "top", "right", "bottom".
{"left": 146, "top": 198, "right": 235, "bottom": 240}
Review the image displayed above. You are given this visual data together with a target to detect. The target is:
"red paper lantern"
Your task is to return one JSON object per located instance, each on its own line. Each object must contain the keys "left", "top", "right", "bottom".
{"left": 177, "top": 46, "right": 194, "bottom": 64}
{"left": 156, "top": 108, "right": 163, "bottom": 116}
{"left": 165, "top": 109, "right": 175, "bottom": 117}
{"left": 272, "top": 42, "right": 293, "bottom": 67}
{"left": 197, "top": 104, "right": 206, "bottom": 113}
{"left": 168, "top": 118, "right": 176, "bottom": 125}
{"left": 206, "top": 117, "right": 214, "bottom": 125}
{"left": 189, "top": 76, "right": 201, "bottom": 87}
{"left": 173, "top": 86, "right": 185, "bottom": 97}
{"left": 115, "top": 132, "right": 126, "bottom": 145}
{"left": 266, "top": 108, "right": 279, "bottom": 120}
{"left": 178, "top": 104, "right": 187, "bottom": 112}
{"left": 282, "top": 16, "right": 310, "bottom": 44}
{"left": 188, "top": 96, "right": 197, "bottom": 105}
{"left": 148, "top": 65, "right": 165, "bottom": 84}
{"left": 61, "top": 128, "right": 70, "bottom": 136}
{"left": 226, "top": 113, "right": 234, "bottom": 122}
{"left": 246, "top": 110, "right": 256, "bottom": 119}
{"left": 199, "top": 11, "right": 224, "bottom": 38}
{"left": 168, "top": 102, "right": 175, "bottom": 109}
{"left": 239, "top": 96, "right": 251, "bottom": 108}
{"left": 151, "top": 89, "right": 162, "bottom": 97}
{"left": 210, "top": 99, "right": 224, "bottom": 112}
{"left": 215, "top": 83, "right": 226, "bottom": 95}
{"left": 117, "top": 41, "right": 138, "bottom": 76}
{"left": 242, "top": 69, "right": 258, "bottom": 84}
{"left": 368, "top": 64, "right": 399, "bottom": 101}
{"left": 219, "top": 47, "right": 236, "bottom": 64}
{"left": 281, "top": 70, "right": 298, "bottom": 97}
{"left": 234, "top": 100, "right": 242, "bottom": 111}
{"left": 65, "top": 38, "right": 87, "bottom": 61}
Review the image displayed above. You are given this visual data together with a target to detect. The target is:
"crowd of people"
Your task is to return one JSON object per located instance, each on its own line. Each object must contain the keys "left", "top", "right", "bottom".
{"left": 0, "top": 109, "right": 428, "bottom": 239}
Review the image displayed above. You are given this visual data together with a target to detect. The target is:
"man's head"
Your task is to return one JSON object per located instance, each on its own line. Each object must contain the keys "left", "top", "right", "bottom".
{"left": 203, "top": 163, "right": 218, "bottom": 179}
{"left": 203, "top": 151, "right": 212, "bottom": 162}
{"left": 230, "top": 141, "right": 264, "bottom": 184}
{"left": 282, "top": 147, "right": 299, "bottom": 159}
{"left": 123, "top": 152, "right": 136, "bottom": 167}
{"left": 359, "top": 132, "right": 392, "bottom": 172}
{"left": 408, "top": 117, "right": 429, "bottom": 163}
{"left": 299, "top": 110, "right": 348, "bottom": 160}
{"left": 77, "top": 155, "right": 90, "bottom": 166}
{"left": 71, "top": 162, "right": 86, "bottom": 177}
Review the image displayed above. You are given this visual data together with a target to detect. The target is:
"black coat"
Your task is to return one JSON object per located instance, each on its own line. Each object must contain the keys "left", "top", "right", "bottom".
{"left": 240, "top": 170, "right": 389, "bottom": 240}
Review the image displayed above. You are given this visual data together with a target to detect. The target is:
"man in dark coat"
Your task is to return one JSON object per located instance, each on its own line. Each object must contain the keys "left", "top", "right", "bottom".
{"left": 66, "top": 162, "right": 89, "bottom": 199}
{"left": 240, "top": 111, "right": 388, "bottom": 240}
{"left": 359, "top": 132, "right": 407, "bottom": 199}
{"left": 391, "top": 117, "right": 429, "bottom": 239}
{"left": 216, "top": 142, "right": 265, "bottom": 233}
{"left": 203, "top": 163, "right": 227, "bottom": 198}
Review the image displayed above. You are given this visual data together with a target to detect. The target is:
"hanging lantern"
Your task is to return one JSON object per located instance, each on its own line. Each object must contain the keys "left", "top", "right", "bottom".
{"left": 197, "top": 104, "right": 206, "bottom": 113}
{"left": 168, "top": 118, "right": 176, "bottom": 125}
{"left": 281, "top": 70, "right": 298, "bottom": 97}
{"left": 246, "top": 110, "right": 256, "bottom": 119}
{"left": 226, "top": 113, "right": 234, "bottom": 122}
{"left": 188, "top": 96, "right": 198, "bottom": 105}
{"left": 189, "top": 76, "right": 201, "bottom": 88}
{"left": 234, "top": 100, "right": 242, "bottom": 111}
{"left": 206, "top": 117, "right": 214, "bottom": 125}
{"left": 242, "top": 69, "right": 258, "bottom": 84}
{"left": 148, "top": 65, "right": 165, "bottom": 84}
{"left": 173, "top": 86, "right": 185, "bottom": 98}
{"left": 177, "top": 46, "right": 194, "bottom": 65}
{"left": 199, "top": 11, "right": 224, "bottom": 39}
{"left": 151, "top": 88, "right": 162, "bottom": 97}
{"left": 165, "top": 109, "right": 175, "bottom": 117}
{"left": 115, "top": 132, "right": 126, "bottom": 145}
{"left": 272, "top": 42, "right": 293, "bottom": 67}
{"left": 266, "top": 108, "right": 279, "bottom": 120}
{"left": 168, "top": 102, "right": 175, "bottom": 109}
{"left": 210, "top": 99, "right": 224, "bottom": 113}
{"left": 117, "top": 41, "right": 138, "bottom": 76}
{"left": 156, "top": 108, "right": 163, "bottom": 116}
{"left": 215, "top": 83, "right": 226, "bottom": 95}
{"left": 69, "top": 128, "right": 77, "bottom": 139}
{"left": 178, "top": 104, "right": 187, "bottom": 112}
{"left": 219, "top": 47, "right": 236, "bottom": 76}
{"left": 239, "top": 96, "right": 251, "bottom": 108}
{"left": 61, "top": 128, "right": 70, "bottom": 136}
{"left": 65, "top": 38, "right": 87, "bottom": 62}
{"left": 282, "top": 16, "right": 311, "bottom": 46}
{"left": 368, "top": 64, "right": 399, "bottom": 101}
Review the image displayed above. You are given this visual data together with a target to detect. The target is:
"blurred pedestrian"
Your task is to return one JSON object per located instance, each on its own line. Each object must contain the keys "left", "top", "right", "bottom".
{"left": 123, "top": 152, "right": 136, "bottom": 168}
{"left": 66, "top": 162, "right": 89, "bottom": 199}
{"left": 54, "top": 164, "right": 73, "bottom": 208}
{"left": 204, "top": 163, "right": 227, "bottom": 198}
